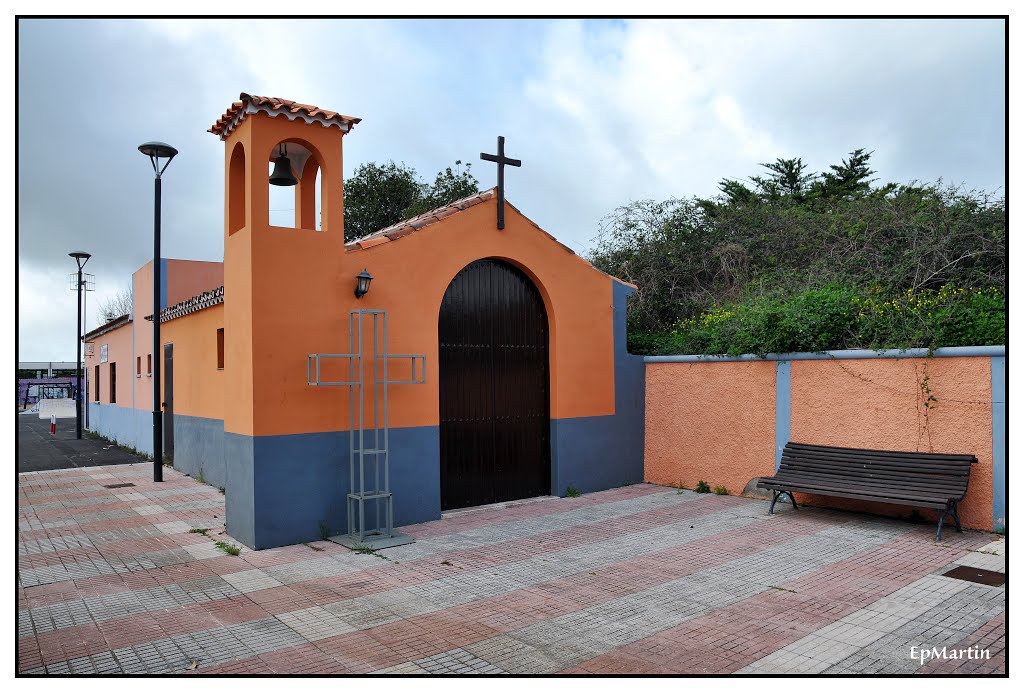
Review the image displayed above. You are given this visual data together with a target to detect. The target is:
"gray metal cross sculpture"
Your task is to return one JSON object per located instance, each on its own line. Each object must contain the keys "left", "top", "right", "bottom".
{"left": 480, "top": 136, "right": 521, "bottom": 230}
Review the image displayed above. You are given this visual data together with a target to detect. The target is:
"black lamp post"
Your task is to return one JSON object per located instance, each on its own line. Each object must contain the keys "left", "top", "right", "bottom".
{"left": 69, "top": 251, "right": 91, "bottom": 439}
{"left": 139, "top": 141, "right": 177, "bottom": 482}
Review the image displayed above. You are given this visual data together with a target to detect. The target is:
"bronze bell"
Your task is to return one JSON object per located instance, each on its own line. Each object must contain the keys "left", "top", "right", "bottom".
{"left": 269, "top": 144, "right": 298, "bottom": 186}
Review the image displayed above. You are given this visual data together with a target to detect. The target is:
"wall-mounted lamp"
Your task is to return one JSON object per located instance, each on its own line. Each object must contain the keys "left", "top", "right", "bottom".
{"left": 354, "top": 269, "right": 373, "bottom": 299}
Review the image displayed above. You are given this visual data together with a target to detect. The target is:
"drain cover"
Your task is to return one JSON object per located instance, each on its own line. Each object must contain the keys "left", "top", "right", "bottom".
{"left": 102, "top": 482, "right": 136, "bottom": 489}
{"left": 942, "top": 565, "right": 1004, "bottom": 586}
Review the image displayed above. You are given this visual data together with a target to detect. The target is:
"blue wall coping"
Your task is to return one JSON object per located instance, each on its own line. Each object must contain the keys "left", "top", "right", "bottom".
{"left": 643, "top": 345, "right": 1005, "bottom": 363}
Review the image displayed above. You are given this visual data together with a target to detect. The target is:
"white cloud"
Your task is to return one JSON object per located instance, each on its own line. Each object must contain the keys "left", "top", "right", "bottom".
{"left": 16, "top": 17, "right": 1006, "bottom": 358}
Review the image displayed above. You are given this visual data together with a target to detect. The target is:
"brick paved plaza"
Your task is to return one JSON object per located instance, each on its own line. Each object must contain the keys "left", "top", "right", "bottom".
{"left": 18, "top": 463, "right": 1005, "bottom": 675}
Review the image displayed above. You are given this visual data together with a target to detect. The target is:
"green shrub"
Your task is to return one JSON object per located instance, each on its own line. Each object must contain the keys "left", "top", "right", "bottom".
{"left": 694, "top": 480, "right": 711, "bottom": 494}
{"left": 632, "top": 284, "right": 1004, "bottom": 356}
{"left": 565, "top": 486, "right": 582, "bottom": 498}
{"left": 713, "top": 486, "right": 729, "bottom": 495}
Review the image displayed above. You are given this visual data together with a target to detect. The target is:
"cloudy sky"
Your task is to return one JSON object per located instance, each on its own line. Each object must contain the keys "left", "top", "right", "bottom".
{"left": 16, "top": 17, "right": 1006, "bottom": 361}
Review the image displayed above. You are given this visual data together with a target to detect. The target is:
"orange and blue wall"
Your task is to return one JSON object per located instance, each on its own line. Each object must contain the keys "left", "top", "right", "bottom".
{"left": 85, "top": 208, "right": 645, "bottom": 549}
{"left": 203, "top": 108, "right": 647, "bottom": 548}
{"left": 644, "top": 347, "right": 1006, "bottom": 532}
{"left": 217, "top": 186, "right": 643, "bottom": 546}
{"left": 85, "top": 259, "right": 223, "bottom": 458}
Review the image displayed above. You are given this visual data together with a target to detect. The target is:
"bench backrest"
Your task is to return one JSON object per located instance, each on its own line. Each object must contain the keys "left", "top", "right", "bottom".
{"left": 780, "top": 442, "right": 977, "bottom": 501}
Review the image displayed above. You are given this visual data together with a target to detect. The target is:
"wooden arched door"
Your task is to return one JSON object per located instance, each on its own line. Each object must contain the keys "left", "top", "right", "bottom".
{"left": 438, "top": 259, "right": 550, "bottom": 510}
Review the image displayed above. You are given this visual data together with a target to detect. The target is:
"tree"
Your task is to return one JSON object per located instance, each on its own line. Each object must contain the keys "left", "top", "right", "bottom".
{"left": 752, "top": 157, "right": 816, "bottom": 199}
{"left": 812, "top": 148, "right": 876, "bottom": 199}
{"left": 98, "top": 285, "right": 133, "bottom": 323}
{"left": 343, "top": 160, "right": 480, "bottom": 241}
{"left": 591, "top": 150, "right": 1006, "bottom": 352}
{"left": 405, "top": 161, "right": 480, "bottom": 217}
{"left": 343, "top": 161, "right": 423, "bottom": 241}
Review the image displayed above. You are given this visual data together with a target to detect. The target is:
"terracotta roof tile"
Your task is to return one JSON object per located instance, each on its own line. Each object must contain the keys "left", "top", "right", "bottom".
{"left": 209, "top": 93, "right": 361, "bottom": 140}
{"left": 346, "top": 189, "right": 494, "bottom": 250}
{"left": 343, "top": 189, "right": 634, "bottom": 288}
{"left": 384, "top": 227, "right": 414, "bottom": 241}
{"left": 354, "top": 236, "right": 391, "bottom": 250}
{"left": 144, "top": 286, "right": 225, "bottom": 324}
{"left": 82, "top": 314, "right": 131, "bottom": 342}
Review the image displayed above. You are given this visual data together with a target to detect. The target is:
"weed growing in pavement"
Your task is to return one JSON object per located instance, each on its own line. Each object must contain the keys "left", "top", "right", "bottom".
{"left": 215, "top": 541, "right": 240, "bottom": 556}
{"left": 694, "top": 480, "right": 711, "bottom": 494}
{"left": 565, "top": 486, "right": 582, "bottom": 498}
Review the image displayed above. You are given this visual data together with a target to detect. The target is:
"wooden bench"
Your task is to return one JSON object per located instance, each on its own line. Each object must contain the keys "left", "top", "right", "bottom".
{"left": 757, "top": 442, "right": 977, "bottom": 541}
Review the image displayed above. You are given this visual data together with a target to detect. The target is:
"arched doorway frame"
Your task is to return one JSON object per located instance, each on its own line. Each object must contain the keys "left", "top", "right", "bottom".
{"left": 437, "top": 257, "right": 552, "bottom": 510}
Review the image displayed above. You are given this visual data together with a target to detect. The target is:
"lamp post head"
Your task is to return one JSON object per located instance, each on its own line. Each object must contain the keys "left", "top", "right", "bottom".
{"left": 69, "top": 251, "right": 91, "bottom": 269}
{"left": 354, "top": 269, "right": 373, "bottom": 299}
{"left": 139, "top": 141, "right": 178, "bottom": 177}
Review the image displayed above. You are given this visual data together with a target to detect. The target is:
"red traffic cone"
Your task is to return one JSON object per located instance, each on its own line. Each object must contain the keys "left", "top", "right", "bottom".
{"left": 50, "top": 414, "right": 56, "bottom": 435}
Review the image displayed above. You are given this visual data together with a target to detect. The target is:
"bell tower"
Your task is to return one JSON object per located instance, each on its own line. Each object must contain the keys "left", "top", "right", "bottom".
{"left": 209, "top": 93, "right": 361, "bottom": 547}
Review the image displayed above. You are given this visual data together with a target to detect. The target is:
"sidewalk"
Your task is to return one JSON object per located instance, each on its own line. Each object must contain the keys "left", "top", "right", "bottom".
{"left": 18, "top": 463, "right": 1005, "bottom": 675}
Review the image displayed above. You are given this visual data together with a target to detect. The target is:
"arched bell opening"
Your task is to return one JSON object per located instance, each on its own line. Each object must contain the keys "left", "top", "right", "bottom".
{"left": 227, "top": 141, "right": 246, "bottom": 235}
{"left": 266, "top": 139, "right": 326, "bottom": 232}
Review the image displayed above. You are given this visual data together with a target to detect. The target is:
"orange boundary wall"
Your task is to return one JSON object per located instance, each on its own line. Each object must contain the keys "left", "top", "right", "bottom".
{"left": 645, "top": 361, "right": 776, "bottom": 495}
{"left": 644, "top": 351, "right": 1000, "bottom": 531}
{"left": 86, "top": 260, "right": 225, "bottom": 413}
{"left": 790, "top": 356, "right": 993, "bottom": 531}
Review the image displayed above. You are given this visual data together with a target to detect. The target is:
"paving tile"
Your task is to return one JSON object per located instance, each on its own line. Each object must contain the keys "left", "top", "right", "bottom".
{"left": 17, "top": 466, "right": 1004, "bottom": 676}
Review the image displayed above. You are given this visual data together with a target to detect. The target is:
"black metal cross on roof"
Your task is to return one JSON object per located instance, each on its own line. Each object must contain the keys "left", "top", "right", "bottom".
{"left": 480, "top": 136, "right": 521, "bottom": 230}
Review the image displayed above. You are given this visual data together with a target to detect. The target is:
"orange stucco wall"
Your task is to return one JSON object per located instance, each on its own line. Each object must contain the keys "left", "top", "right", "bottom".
{"left": 790, "top": 357, "right": 994, "bottom": 530}
{"left": 84, "top": 259, "right": 226, "bottom": 415}
{"left": 132, "top": 262, "right": 155, "bottom": 412}
{"left": 167, "top": 260, "right": 223, "bottom": 307}
{"left": 221, "top": 110, "right": 618, "bottom": 437}
{"left": 644, "top": 361, "right": 776, "bottom": 494}
{"left": 232, "top": 197, "right": 616, "bottom": 437}
{"left": 161, "top": 304, "right": 225, "bottom": 421}
{"left": 85, "top": 321, "right": 133, "bottom": 407}
{"left": 642, "top": 355, "right": 995, "bottom": 531}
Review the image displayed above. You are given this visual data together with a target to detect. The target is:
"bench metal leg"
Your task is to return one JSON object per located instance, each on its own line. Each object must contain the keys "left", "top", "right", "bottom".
{"left": 936, "top": 501, "right": 963, "bottom": 541}
{"left": 769, "top": 490, "right": 798, "bottom": 514}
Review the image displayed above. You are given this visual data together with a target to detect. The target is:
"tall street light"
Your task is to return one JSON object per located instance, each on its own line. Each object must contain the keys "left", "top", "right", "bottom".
{"left": 69, "top": 251, "right": 91, "bottom": 439}
{"left": 139, "top": 141, "right": 177, "bottom": 482}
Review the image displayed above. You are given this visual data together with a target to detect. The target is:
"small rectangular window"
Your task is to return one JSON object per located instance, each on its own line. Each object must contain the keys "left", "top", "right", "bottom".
{"left": 147, "top": 354, "right": 152, "bottom": 376}
{"left": 137, "top": 356, "right": 142, "bottom": 376}
{"left": 217, "top": 328, "right": 225, "bottom": 369}
{"left": 95, "top": 365, "right": 100, "bottom": 401}
{"left": 109, "top": 363, "right": 117, "bottom": 404}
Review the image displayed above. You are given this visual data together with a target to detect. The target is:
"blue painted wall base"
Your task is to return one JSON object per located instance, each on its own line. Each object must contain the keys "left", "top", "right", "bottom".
{"left": 225, "top": 427, "right": 441, "bottom": 549}
{"left": 173, "top": 414, "right": 226, "bottom": 489}
{"left": 100, "top": 277, "right": 647, "bottom": 551}
{"left": 550, "top": 280, "right": 645, "bottom": 496}
{"left": 87, "top": 402, "right": 155, "bottom": 457}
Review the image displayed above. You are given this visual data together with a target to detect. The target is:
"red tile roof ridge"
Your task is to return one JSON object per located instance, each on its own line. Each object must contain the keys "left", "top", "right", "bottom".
{"left": 343, "top": 189, "right": 636, "bottom": 289}
{"left": 345, "top": 188, "right": 495, "bottom": 249}
{"left": 209, "top": 93, "right": 361, "bottom": 139}
{"left": 144, "top": 286, "right": 225, "bottom": 324}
